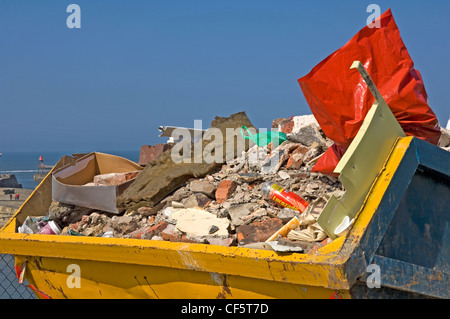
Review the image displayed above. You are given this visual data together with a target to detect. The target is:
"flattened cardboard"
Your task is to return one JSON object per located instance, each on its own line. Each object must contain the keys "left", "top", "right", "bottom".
{"left": 52, "top": 152, "right": 143, "bottom": 214}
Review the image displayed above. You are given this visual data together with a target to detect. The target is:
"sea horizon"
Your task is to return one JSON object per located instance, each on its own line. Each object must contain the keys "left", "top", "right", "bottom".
{"left": 0, "top": 150, "right": 141, "bottom": 190}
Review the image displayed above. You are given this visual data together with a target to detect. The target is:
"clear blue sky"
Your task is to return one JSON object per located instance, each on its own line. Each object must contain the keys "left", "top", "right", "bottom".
{"left": 1, "top": 0, "right": 449, "bottom": 153}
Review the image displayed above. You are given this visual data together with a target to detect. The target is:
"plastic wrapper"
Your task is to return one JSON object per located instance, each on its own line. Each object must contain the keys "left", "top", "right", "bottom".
{"left": 18, "top": 216, "right": 48, "bottom": 234}
{"left": 240, "top": 126, "right": 287, "bottom": 147}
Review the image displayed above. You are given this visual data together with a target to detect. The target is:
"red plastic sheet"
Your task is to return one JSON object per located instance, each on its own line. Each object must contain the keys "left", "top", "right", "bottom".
{"left": 298, "top": 9, "right": 441, "bottom": 175}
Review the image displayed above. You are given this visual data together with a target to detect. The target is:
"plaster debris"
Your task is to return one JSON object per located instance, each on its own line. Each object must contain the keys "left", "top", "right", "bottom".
{"left": 26, "top": 113, "right": 347, "bottom": 253}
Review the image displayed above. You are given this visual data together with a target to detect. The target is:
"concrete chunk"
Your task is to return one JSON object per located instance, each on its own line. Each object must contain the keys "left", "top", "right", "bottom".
{"left": 228, "top": 203, "right": 257, "bottom": 227}
{"left": 116, "top": 112, "right": 254, "bottom": 212}
{"left": 189, "top": 180, "right": 216, "bottom": 198}
{"left": 286, "top": 123, "right": 326, "bottom": 146}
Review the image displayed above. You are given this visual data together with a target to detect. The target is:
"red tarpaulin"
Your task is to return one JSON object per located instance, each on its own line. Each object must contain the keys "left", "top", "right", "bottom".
{"left": 298, "top": 9, "right": 441, "bottom": 175}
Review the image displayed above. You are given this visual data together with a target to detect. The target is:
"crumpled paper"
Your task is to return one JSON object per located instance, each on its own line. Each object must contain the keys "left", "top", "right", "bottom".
{"left": 287, "top": 196, "right": 328, "bottom": 242}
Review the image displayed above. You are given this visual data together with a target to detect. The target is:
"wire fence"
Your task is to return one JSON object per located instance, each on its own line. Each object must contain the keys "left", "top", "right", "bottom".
{"left": 0, "top": 254, "right": 36, "bottom": 299}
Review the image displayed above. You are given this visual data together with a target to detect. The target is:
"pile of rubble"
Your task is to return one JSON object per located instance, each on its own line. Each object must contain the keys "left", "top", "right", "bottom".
{"left": 42, "top": 114, "right": 344, "bottom": 253}
{"left": 27, "top": 113, "right": 450, "bottom": 253}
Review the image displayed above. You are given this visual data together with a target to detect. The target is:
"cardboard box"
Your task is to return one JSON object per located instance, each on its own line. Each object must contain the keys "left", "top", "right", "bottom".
{"left": 52, "top": 152, "right": 143, "bottom": 213}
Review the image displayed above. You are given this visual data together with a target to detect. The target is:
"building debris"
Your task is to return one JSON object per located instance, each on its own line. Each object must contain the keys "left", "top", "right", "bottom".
{"left": 17, "top": 111, "right": 449, "bottom": 252}
{"left": 286, "top": 123, "right": 327, "bottom": 147}
{"left": 18, "top": 111, "right": 352, "bottom": 254}
{"left": 228, "top": 202, "right": 258, "bottom": 228}
{"left": 28, "top": 111, "right": 446, "bottom": 252}
{"left": 5, "top": 8, "right": 449, "bottom": 300}
{"left": 115, "top": 111, "right": 255, "bottom": 212}
{"left": 19, "top": 118, "right": 450, "bottom": 253}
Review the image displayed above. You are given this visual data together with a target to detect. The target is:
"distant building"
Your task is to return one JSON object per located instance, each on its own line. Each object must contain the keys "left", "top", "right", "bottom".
{"left": 0, "top": 174, "right": 22, "bottom": 188}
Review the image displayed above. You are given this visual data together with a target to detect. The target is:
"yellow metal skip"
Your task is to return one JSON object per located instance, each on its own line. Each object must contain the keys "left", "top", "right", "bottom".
{"left": 4, "top": 231, "right": 349, "bottom": 298}
{"left": 14, "top": 255, "right": 347, "bottom": 299}
{"left": 0, "top": 138, "right": 414, "bottom": 299}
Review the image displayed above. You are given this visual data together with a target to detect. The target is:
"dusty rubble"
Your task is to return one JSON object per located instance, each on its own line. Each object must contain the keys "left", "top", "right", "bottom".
{"left": 26, "top": 113, "right": 450, "bottom": 253}
{"left": 33, "top": 114, "right": 344, "bottom": 254}
{"left": 55, "top": 165, "right": 341, "bottom": 247}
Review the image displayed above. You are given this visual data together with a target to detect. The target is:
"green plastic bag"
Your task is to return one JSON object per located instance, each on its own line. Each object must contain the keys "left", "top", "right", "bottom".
{"left": 240, "top": 126, "right": 287, "bottom": 147}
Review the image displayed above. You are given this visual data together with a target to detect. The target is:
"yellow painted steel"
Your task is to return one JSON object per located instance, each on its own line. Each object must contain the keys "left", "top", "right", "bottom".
{"left": 14, "top": 254, "right": 347, "bottom": 299}
{"left": 343, "top": 136, "right": 412, "bottom": 246}
{"left": 0, "top": 138, "right": 414, "bottom": 299}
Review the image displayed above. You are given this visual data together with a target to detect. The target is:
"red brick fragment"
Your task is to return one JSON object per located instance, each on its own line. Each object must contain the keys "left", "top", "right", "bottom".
{"left": 130, "top": 221, "right": 168, "bottom": 239}
{"left": 93, "top": 171, "right": 140, "bottom": 186}
{"left": 139, "top": 144, "right": 172, "bottom": 166}
{"left": 215, "top": 180, "right": 237, "bottom": 204}
{"left": 161, "top": 224, "right": 181, "bottom": 242}
{"left": 286, "top": 145, "right": 309, "bottom": 170}
{"left": 272, "top": 118, "right": 295, "bottom": 134}
{"left": 236, "top": 218, "right": 283, "bottom": 245}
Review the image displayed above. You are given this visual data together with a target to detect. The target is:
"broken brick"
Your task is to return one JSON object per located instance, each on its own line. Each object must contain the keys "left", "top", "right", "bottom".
{"left": 179, "top": 235, "right": 199, "bottom": 244}
{"left": 215, "top": 180, "right": 237, "bottom": 203}
{"left": 139, "top": 144, "right": 172, "bottom": 166}
{"left": 117, "top": 112, "right": 255, "bottom": 212}
{"left": 93, "top": 171, "right": 141, "bottom": 186}
{"left": 129, "top": 226, "right": 151, "bottom": 239}
{"left": 272, "top": 118, "right": 295, "bottom": 134}
{"left": 161, "top": 224, "right": 181, "bottom": 242}
{"left": 68, "top": 220, "right": 83, "bottom": 232}
{"left": 286, "top": 145, "right": 309, "bottom": 170}
{"left": 260, "top": 142, "right": 298, "bottom": 175}
{"left": 236, "top": 218, "right": 283, "bottom": 245}
{"left": 50, "top": 111, "right": 343, "bottom": 248}
{"left": 130, "top": 220, "right": 168, "bottom": 239}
